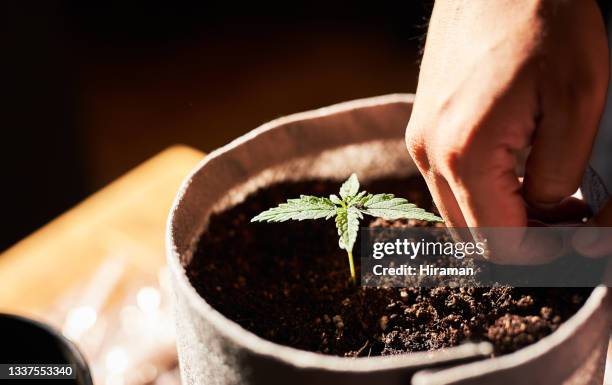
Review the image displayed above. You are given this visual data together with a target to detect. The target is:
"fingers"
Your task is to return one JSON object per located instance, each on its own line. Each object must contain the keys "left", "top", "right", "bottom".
{"left": 448, "top": 151, "right": 527, "bottom": 228}
{"left": 406, "top": 79, "right": 566, "bottom": 264}
{"left": 522, "top": 0, "right": 609, "bottom": 211}
{"left": 434, "top": 69, "right": 536, "bottom": 230}
{"left": 523, "top": 85, "right": 606, "bottom": 210}
{"left": 446, "top": 151, "right": 565, "bottom": 264}
{"left": 424, "top": 173, "right": 468, "bottom": 229}
{"left": 406, "top": 129, "right": 468, "bottom": 228}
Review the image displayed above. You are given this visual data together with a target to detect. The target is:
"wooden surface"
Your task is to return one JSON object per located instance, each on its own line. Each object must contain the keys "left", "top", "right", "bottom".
{"left": 0, "top": 145, "right": 204, "bottom": 317}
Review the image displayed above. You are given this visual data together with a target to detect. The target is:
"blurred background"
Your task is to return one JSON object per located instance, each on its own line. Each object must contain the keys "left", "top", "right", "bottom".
{"left": 1, "top": 1, "right": 431, "bottom": 251}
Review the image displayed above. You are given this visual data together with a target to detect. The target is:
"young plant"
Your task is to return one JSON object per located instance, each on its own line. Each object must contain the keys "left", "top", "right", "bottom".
{"left": 252, "top": 174, "right": 442, "bottom": 284}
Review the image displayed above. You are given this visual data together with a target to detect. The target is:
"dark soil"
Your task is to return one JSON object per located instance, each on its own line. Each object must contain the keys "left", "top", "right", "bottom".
{"left": 187, "top": 176, "right": 590, "bottom": 357}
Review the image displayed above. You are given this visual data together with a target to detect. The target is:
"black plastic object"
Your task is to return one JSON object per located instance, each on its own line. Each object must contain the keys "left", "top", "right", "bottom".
{"left": 0, "top": 313, "right": 93, "bottom": 385}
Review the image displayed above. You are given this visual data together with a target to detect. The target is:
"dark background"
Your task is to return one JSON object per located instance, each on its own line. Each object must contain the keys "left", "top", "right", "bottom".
{"left": 1, "top": 2, "right": 432, "bottom": 251}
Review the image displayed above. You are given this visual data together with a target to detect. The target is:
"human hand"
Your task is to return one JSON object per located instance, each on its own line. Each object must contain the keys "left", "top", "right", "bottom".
{"left": 406, "top": 0, "right": 609, "bottom": 263}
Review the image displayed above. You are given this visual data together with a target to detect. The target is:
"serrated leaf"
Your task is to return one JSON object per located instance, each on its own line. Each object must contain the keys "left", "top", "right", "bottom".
{"left": 353, "top": 193, "right": 373, "bottom": 207}
{"left": 360, "top": 193, "right": 394, "bottom": 206}
{"left": 346, "top": 190, "right": 367, "bottom": 207}
{"left": 329, "top": 194, "right": 342, "bottom": 205}
{"left": 360, "top": 194, "right": 442, "bottom": 221}
{"left": 339, "top": 173, "right": 360, "bottom": 200}
{"left": 335, "top": 206, "right": 361, "bottom": 253}
{"left": 252, "top": 195, "right": 336, "bottom": 222}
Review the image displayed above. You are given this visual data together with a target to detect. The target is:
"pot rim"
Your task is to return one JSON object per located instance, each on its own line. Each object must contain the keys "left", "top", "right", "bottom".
{"left": 166, "top": 94, "right": 608, "bottom": 373}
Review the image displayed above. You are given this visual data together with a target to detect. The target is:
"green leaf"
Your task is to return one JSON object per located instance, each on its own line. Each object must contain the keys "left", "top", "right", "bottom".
{"left": 352, "top": 192, "right": 373, "bottom": 207}
{"left": 359, "top": 193, "right": 442, "bottom": 222}
{"left": 329, "top": 194, "right": 342, "bottom": 205}
{"left": 335, "top": 206, "right": 362, "bottom": 252}
{"left": 252, "top": 195, "right": 336, "bottom": 222}
{"left": 346, "top": 190, "right": 367, "bottom": 207}
{"left": 339, "top": 173, "right": 359, "bottom": 200}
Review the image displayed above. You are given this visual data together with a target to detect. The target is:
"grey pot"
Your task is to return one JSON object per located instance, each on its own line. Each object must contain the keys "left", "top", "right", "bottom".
{"left": 166, "top": 94, "right": 612, "bottom": 385}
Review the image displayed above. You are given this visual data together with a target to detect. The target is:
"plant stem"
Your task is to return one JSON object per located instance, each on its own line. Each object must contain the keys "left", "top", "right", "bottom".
{"left": 347, "top": 250, "right": 356, "bottom": 284}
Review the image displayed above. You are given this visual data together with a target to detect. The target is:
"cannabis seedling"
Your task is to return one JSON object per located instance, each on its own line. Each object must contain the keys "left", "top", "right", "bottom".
{"left": 252, "top": 174, "right": 442, "bottom": 284}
